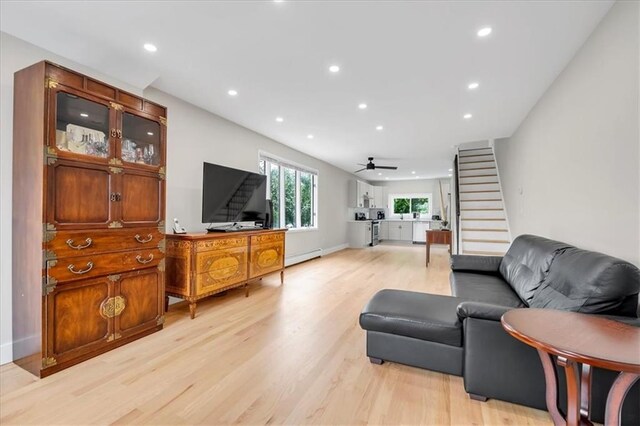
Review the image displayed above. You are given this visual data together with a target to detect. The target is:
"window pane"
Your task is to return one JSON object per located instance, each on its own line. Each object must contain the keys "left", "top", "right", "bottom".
{"left": 411, "top": 198, "right": 429, "bottom": 214}
{"left": 259, "top": 160, "right": 265, "bottom": 175}
{"left": 300, "top": 172, "right": 312, "bottom": 227}
{"left": 393, "top": 198, "right": 410, "bottom": 214}
{"left": 284, "top": 168, "right": 296, "bottom": 228}
{"left": 270, "top": 164, "right": 280, "bottom": 227}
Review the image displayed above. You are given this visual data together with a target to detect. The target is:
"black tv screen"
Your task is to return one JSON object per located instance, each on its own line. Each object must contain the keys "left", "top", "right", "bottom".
{"left": 202, "top": 162, "right": 267, "bottom": 224}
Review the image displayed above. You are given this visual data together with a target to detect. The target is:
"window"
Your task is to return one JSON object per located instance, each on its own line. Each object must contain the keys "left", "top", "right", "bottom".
{"left": 390, "top": 193, "right": 431, "bottom": 217}
{"left": 259, "top": 152, "right": 318, "bottom": 229}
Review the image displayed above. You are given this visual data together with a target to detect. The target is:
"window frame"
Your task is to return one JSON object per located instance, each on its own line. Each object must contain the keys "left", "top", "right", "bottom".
{"left": 259, "top": 151, "right": 319, "bottom": 230}
{"left": 388, "top": 192, "right": 432, "bottom": 218}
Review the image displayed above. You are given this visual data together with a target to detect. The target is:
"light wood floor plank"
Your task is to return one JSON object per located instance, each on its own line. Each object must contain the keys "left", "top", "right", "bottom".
{"left": 0, "top": 244, "right": 550, "bottom": 425}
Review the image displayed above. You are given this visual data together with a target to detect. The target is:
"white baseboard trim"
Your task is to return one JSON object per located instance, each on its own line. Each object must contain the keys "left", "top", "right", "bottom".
{"left": 1, "top": 341, "right": 13, "bottom": 365}
{"left": 322, "top": 243, "right": 349, "bottom": 256}
{"left": 285, "top": 248, "right": 322, "bottom": 267}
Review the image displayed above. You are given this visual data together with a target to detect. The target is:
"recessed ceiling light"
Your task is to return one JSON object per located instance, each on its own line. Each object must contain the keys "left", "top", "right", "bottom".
{"left": 329, "top": 65, "right": 340, "bottom": 73}
{"left": 376, "top": 125, "right": 384, "bottom": 131}
{"left": 228, "top": 89, "right": 238, "bottom": 96}
{"left": 143, "top": 43, "right": 157, "bottom": 52}
{"left": 468, "top": 82, "right": 479, "bottom": 90}
{"left": 307, "top": 134, "right": 314, "bottom": 139}
{"left": 448, "top": 168, "right": 453, "bottom": 172}
{"left": 274, "top": 0, "right": 284, "bottom": 2}
{"left": 477, "top": 27, "right": 492, "bottom": 37}
{"left": 275, "top": 117, "right": 284, "bottom": 123}
{"left": 385, "top": 177, "right": 389, "bottom": 180}
{"left": 448, "top": 174, "right": 453, "bottom": 177}
{"left": 411, "top": 171, "right": 416, "bottom": 174}
{"left": 147, "top": 131, "right": 154, "bottom": 136}
{"left": 80, "top": 113, "right": 88, "bottom": 117}
{"left": 415, "top": 176, "right": 420, "bottom": 179}
{"left": 358, "top": 103, "right": 367, "bottom": 110}
{"left": 463, "top": 113, "right": 473, "bottom": 119}
{"left": 378, "top": 172, "right": 382, "bottom": 176}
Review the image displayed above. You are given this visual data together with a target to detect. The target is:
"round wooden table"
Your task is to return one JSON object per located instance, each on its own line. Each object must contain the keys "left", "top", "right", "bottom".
{"left": 501, "top": 309, "right": 640, "bottom": 426}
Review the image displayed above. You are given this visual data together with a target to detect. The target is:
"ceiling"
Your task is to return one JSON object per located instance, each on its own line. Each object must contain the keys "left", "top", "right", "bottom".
{"left": 1, "top": 1, "right": 613, "bottom": 180}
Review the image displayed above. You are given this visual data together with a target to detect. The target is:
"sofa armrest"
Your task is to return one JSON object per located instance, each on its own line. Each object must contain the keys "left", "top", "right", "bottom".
{"left": 456, "top": 301, "right": 514, "bottom": 322}
{"left": 450, "top": 255, "right": 503, "bottom": 273}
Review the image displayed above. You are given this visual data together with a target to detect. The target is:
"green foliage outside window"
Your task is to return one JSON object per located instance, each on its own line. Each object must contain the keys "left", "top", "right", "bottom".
{"left": 284, "top": 168, "right": 296, "bottom": 227}
{"left": 300, "top": 172, "right": 313, "bottom": 227}
{"left": 270, "top": 164, "right": 280, "bottom": 227}
{"left": 393, "top": 198, "right": 410, "bottom": 214}
{"left": 411, "top": 198, "right": 429, "bottom": 213}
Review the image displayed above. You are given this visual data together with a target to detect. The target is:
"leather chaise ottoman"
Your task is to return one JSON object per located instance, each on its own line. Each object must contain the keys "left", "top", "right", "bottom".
{"left": 359, "top": 290, "right": 465, "bottom": 376}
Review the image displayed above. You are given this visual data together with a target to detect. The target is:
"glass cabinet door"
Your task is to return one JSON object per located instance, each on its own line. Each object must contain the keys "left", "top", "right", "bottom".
{"left": 120, "top": 112, "right": 161, "bottom": 167}
{"left": 55, "top": 92, "right": 111, "bottom": 159}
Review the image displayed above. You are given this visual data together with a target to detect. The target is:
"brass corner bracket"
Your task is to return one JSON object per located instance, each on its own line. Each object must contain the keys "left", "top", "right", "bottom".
{"left": 42, "top": 356, "right": 57, "bottom": 368}
{"left": 109, "top": 158, "right": 123, "bottom": 166}
{"left": 109, "top": 102, "right": 124, "bottom": 111}
{"left": 108, "top": 221, "right": 123, "bottom": 229}
{"left": 159, "top": 116, "right": 167, "bottom": 126}
{"left": 45, "top": 78, "right": 58, "bottom": 89}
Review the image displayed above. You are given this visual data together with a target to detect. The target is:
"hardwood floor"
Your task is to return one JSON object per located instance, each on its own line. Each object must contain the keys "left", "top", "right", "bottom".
{"left": 0, "top": 244, "right": 550, "bottom": 425}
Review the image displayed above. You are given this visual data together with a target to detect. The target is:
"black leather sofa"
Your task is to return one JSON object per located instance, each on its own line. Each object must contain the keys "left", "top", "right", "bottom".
{"left": 360, "top": 235, "right": 640, "bottom": 424}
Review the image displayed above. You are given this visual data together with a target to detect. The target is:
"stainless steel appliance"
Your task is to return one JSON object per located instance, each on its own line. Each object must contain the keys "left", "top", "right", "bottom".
{"left": 371, "top": 220, "right": 380, "bottom": 246}
{"left": 377, "top": 211, "right": 385, "bottom": 220}
{"left": 355, "top": 212, "right": 367, "bottom": 220}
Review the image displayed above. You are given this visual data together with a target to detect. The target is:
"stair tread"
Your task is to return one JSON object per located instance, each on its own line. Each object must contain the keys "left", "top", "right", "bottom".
{"left": 460, "top": 160, "right": 496, "bottom": 164}
{"left": 460, "top": 190, "right": 500, "bottom": 193}
{"left": 462, "top": 228, "right": 509, "bottom": 231}
{"left": 460, "top": 199, "right": 502, "bottom": 202}
{"left": 459, "top": 174, "right": 498, "bottom": 178}
{"left": 460, "top": 208, "right": 503, "bottom": 211}
{"left": 459, "top": 154, "right": 494, "bottom": 159}
{"left": 461, "top": 218, "right": 506, "bottom": 221}
{"left": 463, "top": 238, "right": 510, "bottom": 243}
{"left": 459, "top": 167, "right": 497, "bottom": 171}
{"left": 460, "top": 182, "right": 499, "bottom": 185}
{"left": 463, "top": 250, "right": 507, "bottom": 255}
{"left": 459, "top": 148, "right": 492, "bottom": 153}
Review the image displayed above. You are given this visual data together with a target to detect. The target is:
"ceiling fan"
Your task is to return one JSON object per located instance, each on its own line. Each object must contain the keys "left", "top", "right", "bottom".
{"left": 354, "top": 157, "right": 398, "bottom": 173}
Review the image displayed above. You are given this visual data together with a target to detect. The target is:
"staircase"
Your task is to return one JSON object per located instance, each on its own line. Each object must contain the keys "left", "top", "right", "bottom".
{"left": 457, "top": 146, "right": 511, "bottom": 256}
{"left": 213, "top": 174, "right": 266, "bottom": 222}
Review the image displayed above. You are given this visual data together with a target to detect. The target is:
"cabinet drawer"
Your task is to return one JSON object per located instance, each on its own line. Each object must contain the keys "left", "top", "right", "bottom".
{"left": 46, "top": 228, "right": 164, "bottom": 259}
{"left": 195, "top": 247, "right": 248, "bottom": 296}
{"left": 249, "top": 241, "right": 284, "bottom": 278}
{"left": 47, "top": 248, "right": 163, "bottom": 283}
{"left": 250, "top": 232, "right": 284, "bottom": 246}
{"left": 195, "top": 236, "right": 248, "bottom": 253}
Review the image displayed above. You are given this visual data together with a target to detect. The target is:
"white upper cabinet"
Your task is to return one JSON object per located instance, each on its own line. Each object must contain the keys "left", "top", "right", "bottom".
{"left": 349, "top": 180, "right": 385, "bottom": 208}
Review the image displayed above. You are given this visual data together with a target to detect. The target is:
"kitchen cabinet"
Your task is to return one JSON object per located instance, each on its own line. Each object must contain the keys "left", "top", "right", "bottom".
{"left": 380, "top": 221, "right": 389, "bottom": 240}
{"left": 387, "top": 221, "right": 413, "bottom": 241}
{"left": 348, "top": 221, "right": 372, "bottom": 248}
{"left": 412, "top": 221, "right": 430, "bottom": 243}
{"left": 373, "top": 186, "right": 386, "bottom": 209}
{"left": 349, "top": 180, "right": 371, "bottom": 208}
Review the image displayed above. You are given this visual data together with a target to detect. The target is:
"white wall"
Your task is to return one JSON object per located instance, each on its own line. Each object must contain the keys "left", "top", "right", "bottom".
{"left": 0, "top": 33, "right": 352, "bottom": 364}
{"left": 494, "top": 1, "right": 639, "bottom": 265}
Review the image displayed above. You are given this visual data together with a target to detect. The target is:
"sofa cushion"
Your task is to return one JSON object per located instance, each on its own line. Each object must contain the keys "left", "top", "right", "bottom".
{"left": 499, "top": 234, "right": 573, "bottom": 303}
{"left": 359, "top": 290, "right": 465, "bottom": 347}
{"left": 530, "top": 247, "right": 640, "bottom": 316}
{"left": 451, "top": 272, "right": 526, "bottom": 308}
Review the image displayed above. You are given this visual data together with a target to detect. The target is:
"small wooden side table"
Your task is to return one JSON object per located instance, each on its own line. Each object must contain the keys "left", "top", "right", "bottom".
{"left": 425, "top": 229, "right": 452, "bottom": 266}
{"left": 502, "top": 309, "right": 640, "bottom": 426}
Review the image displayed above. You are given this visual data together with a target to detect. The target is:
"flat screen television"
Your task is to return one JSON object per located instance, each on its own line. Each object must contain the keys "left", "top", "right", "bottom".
{"left": 202, "top": 162, "right": 268, "bottom": 230}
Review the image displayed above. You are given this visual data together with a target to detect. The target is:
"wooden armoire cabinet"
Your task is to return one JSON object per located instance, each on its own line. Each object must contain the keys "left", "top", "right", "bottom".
{"left": 12, "top": 61, "right": 167, "bottom": 377}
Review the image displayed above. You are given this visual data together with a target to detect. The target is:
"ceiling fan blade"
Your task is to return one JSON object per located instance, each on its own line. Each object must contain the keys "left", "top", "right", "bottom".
{"left": 353, "top": 168, "right": 367, "bottom": 173}
{"left": 376, "top": 166, "right": 398, "bottom": 170}
{"left": 357, "top": 163, "right": 368, "bottom": 166}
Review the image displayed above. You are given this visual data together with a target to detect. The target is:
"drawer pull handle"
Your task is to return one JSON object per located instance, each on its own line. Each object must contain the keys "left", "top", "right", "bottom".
{"left": 66, "top": 238, "right": 92, "bottom": 250}
{"left": 68, "top": 261, "right": 94, "bottom": 275}
{"left": 134, "top": 234, "right": 153, "bottom": 244}
{"left": 136, "top": 254, "right": 154, "bottom": 264}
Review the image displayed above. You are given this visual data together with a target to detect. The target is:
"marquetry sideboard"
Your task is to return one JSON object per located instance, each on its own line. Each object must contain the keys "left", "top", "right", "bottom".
{"left": 12, "top": 61, "right": 167, "bottom": 377}
{"left": 166, "top": 229, "right": 287, "bottom": 318}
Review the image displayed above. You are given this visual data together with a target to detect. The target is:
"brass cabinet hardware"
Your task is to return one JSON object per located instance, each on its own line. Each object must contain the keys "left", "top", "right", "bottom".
{"left": 136, "top": 253, "right": 154, "bottom": 264}
{"left": 110, "top": 129, "right": 117, "bottom": 138}
{"left": 108, "top": 221, "right": 123, "bottom": 228}
{"left": 107, "top": 333, "right": 115, "bottom": 342}
{"left": 66, "top": 238, "right": 92, "bottom": 250}
{"left": 43, "top": 249, "right": 57, "bottom": 260}
{"left": 157, "top": 315, "right": 166, "bottom": 326}
{"left": 157, "top": 220, "right": 165, "bottom": 233}
{"left": 109, "top": 102, "right": 123, "bottom": 111}
{"left": 42, "top": 356, "right": 57, "bottom": 368}
{"left": 43, "top": 280, "right": 57, "bottom": 296}
{"left": 45, "top": 78, "right": 58, "bottom": 89}
{"left": 158, "top": 238, "right": 166, "bottom": 253}
{"left": 109, "top": 158, "right": 123, "bottom": 166}
{"left": 109, "top": 192, "right": 122, "bottom": 201}
{"left": 116, "top": 130, "right": 122, "bottom": 139}
{"left": 157, "top": 258, "right": 165, "bottom": 272}
{"left": 68, "top": 261, "right": 93, "bottom": 275}
{"left": 134, "top": 234, "right": 153, "bottom": 244}
{"left": 107, "top": 274, "right": 121, "bottom": 282}
{"left": 100, "top": 296, "right": 126, "bottom": 319}
{"left": 159, "top": 116, "right": 167, "bottom": 126}
{"left": 44, "top": 145, "right": 58, "bottom": 165}
{"left": 109, "top": 167, "right": 123, "bottom": 174}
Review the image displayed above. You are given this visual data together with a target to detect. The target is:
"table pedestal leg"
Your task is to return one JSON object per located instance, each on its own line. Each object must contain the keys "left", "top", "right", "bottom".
{"left": 537, "top": 350, "right": 565, "bottom": 426}
{"left": 605, "top": 372, "right": 640, "bottom": 426}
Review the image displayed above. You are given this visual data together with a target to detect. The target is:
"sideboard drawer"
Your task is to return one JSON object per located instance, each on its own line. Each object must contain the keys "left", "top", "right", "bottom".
{"left": 47, "top": 248, "right": 164, "bottom": 283}
{"left": 249, "top": 240, "right": 284, "bottom": 279}
{"left": 250, "top": 232, "right": 284, "bottom": 246}
{"left": 46, "top": 228, "right": 164, "bottom": 259}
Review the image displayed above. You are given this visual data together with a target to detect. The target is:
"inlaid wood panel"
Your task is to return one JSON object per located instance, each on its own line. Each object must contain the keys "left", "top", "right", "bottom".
{"left": 166, "top": 240, "right": 191, "bottom": 295}
{"left": 115, "top": 269, "right": 163, "bottom": 338}
{"left": 195, "top": 247, "right": 248, "bottom": 296}
{"left": 46, "top": 227, "right": 164, "bottom": 259}
{"left": 249, "top": 241, "right": 285, "bottom": 279}
{"left": 47, "top": 160, "right": 113, "bottom": 228}
{"left": 47, "top": 248, "right": 163, "bottom": 283}
{"left": 46, "top": 277, "right": 113, "bottom": 364}
{"left": 196, "top": 236, "right": 247, "bottom": 252}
